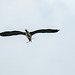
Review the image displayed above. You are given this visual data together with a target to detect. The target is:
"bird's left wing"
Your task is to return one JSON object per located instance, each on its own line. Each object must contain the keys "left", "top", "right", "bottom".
{"left": 0, "top": 31, "right": 25, "bottom": 36}
{"left": 30, "top": 29, "right": 59, "bottom": 36}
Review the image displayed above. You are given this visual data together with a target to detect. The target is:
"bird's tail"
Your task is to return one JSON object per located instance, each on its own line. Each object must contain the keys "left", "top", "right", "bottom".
{"left": 26, "top": 40, "right": 32, "bottom": 43}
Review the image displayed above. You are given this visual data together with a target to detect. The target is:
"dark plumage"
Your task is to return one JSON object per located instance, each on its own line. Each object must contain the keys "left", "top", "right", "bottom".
{"left": 0, "top": 31, "right": 25, "bottom": 36}
{"left": 0, "top": 29, "right": 59, "bottom": 42}
{"left": 30, "top": 29, "right": 59, "bottom": 36}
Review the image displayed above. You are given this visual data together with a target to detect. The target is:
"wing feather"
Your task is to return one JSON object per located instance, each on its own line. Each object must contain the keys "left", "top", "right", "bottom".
{"left": 0, "top": 31, "right": 25, "bottom": 36}
{"left": 30, "top": 29, "right": 59, "bottom": 36}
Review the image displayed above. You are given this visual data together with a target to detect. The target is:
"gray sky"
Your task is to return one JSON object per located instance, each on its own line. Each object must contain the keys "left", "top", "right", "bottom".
{"left": 0, "top": 0, "right": 75, "bottom": 75}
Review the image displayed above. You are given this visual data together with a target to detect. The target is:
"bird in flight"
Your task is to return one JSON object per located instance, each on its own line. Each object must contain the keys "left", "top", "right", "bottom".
{"left": 0, "top": 29, "right": 59, "bottom": 42}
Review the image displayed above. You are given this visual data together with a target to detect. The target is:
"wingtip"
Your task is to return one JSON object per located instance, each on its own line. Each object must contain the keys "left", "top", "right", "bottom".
{"left": 56, "top": 29, "right": 60, "bottom": 32}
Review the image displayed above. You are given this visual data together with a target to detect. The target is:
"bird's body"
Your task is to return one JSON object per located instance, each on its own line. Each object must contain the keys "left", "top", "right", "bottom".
{"left": 0, "top": 29, "right": 59, "bottom": 42}
{"left": 25, "top": 29, "right": 32, "bottom": 42}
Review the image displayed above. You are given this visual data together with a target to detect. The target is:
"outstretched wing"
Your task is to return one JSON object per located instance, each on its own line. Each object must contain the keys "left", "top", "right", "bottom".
{"left": 30, "top": 29, "right": 59, "bottom": 36}
{"left": 0, "top": 31, "right": 25, "bottom": 36}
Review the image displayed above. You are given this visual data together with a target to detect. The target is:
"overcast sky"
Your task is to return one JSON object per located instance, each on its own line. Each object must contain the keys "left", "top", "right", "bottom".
{"left": 0, "top": 0, "right": 75, "bottom": 75}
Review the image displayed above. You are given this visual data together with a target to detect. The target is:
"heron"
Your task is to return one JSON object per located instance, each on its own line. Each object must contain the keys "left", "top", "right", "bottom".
{"left": 0, "top": 29, "right": 59, "bottom": 42}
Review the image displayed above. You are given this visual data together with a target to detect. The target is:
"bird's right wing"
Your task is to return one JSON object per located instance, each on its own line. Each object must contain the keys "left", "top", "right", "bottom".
{"left": 0, "top": 31, "right": 25, "bottom": 36}
{"left": 30, "top": 29, "right": 59, "bottom": 36}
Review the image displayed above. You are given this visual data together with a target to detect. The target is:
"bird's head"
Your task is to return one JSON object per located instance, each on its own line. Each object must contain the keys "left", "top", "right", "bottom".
{"left": 25, "top": 29, "right": 28, "bottom": 32}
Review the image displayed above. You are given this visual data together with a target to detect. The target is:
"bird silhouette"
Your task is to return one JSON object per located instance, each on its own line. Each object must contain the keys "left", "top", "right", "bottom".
{"left": 0, "top": 29, "right": 59, "bottom": 42}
